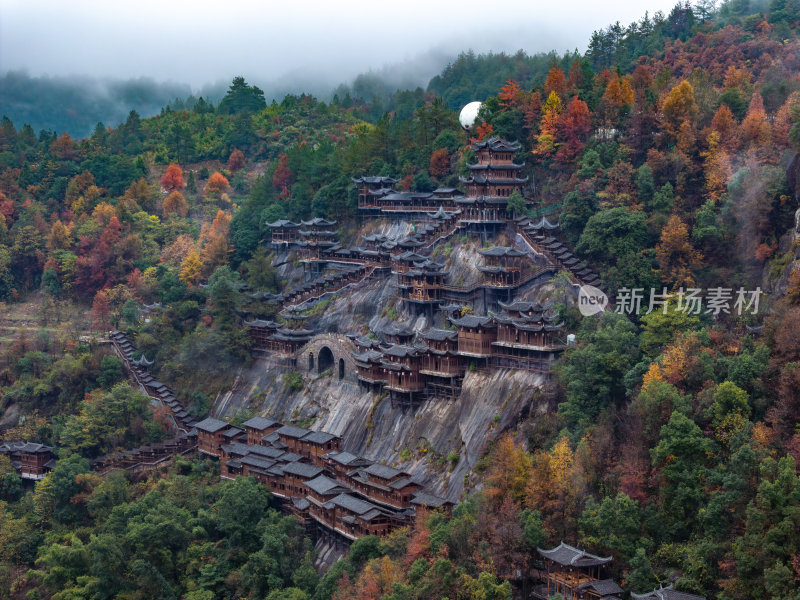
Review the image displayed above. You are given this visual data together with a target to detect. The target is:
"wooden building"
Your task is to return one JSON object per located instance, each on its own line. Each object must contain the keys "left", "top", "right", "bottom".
{"left": 242, "top": 416, "right": 282, "bottom": 445}
{"left": 344, "top": 462, "right": 421, "bottom": 510}
{"left": 353, "top": 348, "right": 386, "bottom": 390}
{"left": 450, "top": 314, "right": 497, "bottom": 361}
{"left": 457, "top": 137, "right": 527, "bottom": 224}
{"left": 319, "top": 493, "right": 401, "bottom": 539}
{"left": 352, "top": 176, "right": 398, "bottom": 211}
{"left": 196, "top": 417, "right": 232, "bottom": 457}
{"left": 477, "top": 246, "right": 526, "bottom": 287}
{"left": 266, "top": 327, "right": 314, "bottom": 356}
{"left": 419, "top": 328, "right": 464, "bottom": 399}
{"left": 535, "top": 542, "right": 618, "bottom": 600}
{"left": 380, "top": 344, "right": 425, "bottom": 403}
{"left": 281, "top": 461, "right": 325, "bottom": 497}
{"left": 0, "top": 441, "right": 54, "bottom": 480}
{"left": 491, "top": 300, "right": 566, "bottom": 371}
{"left": 243, "top": 319, "right": 280, "bottom": 348}
{"left": 322, "top": 450, "right": 372, "bottom": 480}
{"left": 397, "top": 258, "right": 448, "bottom": 308}
{"left": 298, "top": 218, "right": 338, "bottom": 260}
{"left": 379, "top": 323, "right": 415, "bottom": 346}
{"left": 391, "top": 251, "right": 427, "bottom": 275}
{"left": 297, "top": 431, "right": 341, "bottom": 465}
{"left": 266, "top": 219, "right": 300, "bottom": 244}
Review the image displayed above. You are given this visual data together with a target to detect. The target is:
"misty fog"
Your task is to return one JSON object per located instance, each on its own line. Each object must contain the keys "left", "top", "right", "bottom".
{"left": 1, "top": 0, "right": 681, "bottom": 136}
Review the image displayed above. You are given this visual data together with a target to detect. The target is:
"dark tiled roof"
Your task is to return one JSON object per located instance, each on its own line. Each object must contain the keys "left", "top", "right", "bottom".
{"left": 239, "top": 455, "right": 277, "bottom": 470}
{"left": 389, "top": 477, "right": 418, "bottom": 490}
{"left": 242, "top": 416, "right": 281, "bottom": 430}
{"left": 325, "top": 451, "right": 368, "bottom": 467}
{"left": 306, "top": 475, "right": 349, "bottom": 496}
{"left": 537, "top": 542, "right": 612, "bottom": 567}
{"left": 410, "top": 492, "right": 450, "bottom": 507}
{"left": 421, "top": 328, "right": 458, "bottom": 342}
{"left": 449, "top": 314, "right": 495, "bottom": 329}
{"left": 578, "top": 579, "right": 623, "bottom": 596}
{"left": 302, "top": 431, "right": 338, "bottom": 445}
{"left": 281, "top": 462, "right": 324, "bottom": 479}
{"left": 277, "top": 425, "right": 311, "bottom": 439}
{"left": 477, "top": 246, "right": 526, "bottom": 257}
{"left": 383, "top": 344, "right": 419, "bottom": 358}
{"left": 222, "top": 427, "right": 244, "bottom": 438}
{"left": 365, "top": 463, "right": 404, "bottom": 480}
{"left": 195, "top": 417, "right": 228, "bottom": 433}
{"left": 631, "top": 586, "right": 706, "bottom": 600}
{"left": 327, "top": 493, "right": 379, "bottom": 515}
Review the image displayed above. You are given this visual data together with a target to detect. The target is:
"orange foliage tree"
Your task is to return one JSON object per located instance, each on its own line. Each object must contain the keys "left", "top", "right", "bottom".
{"left": 498, "top": 79, "right": 523, "bottom": 110}
{"left": 702, "top": 131, "right": 732, "bottom": 203}
{"left": 429, "top": 148, "right": 450, "bottom": 177}
{"left": 228, "top": 148, "right": 245, "bottom": 172}
{"left": 91, "top": 290, "right": 111, "bottom": 330}
{"left": 484, "top": 434, "right": 532, "bottom": 507}
{"left": 662, "top": 80, "right": 698, "bottom": 138}
{"left": 526, "top": 436, "right": 579, "bottom": 539}
{"left": 272, "top": 154, "right": 292, "bottom": 199}
{"left": 556, "top": 97, "right": 592, "bottom": 163}
{"left": 160, "top": 163, "right": 186, "bottom": 192}
{"left": 739, "top": 91, "right": 772, "bottom": 154}
{"left": 656, "top": 214, "right": 703, "bottom": 288}
{"left": 205, "top": 172, "right": 230, "bottom": 198}
{"left": 162, "top": 191, "right": 189, "bottom": 217}
{"left": 711, "top": 104, "right": 740, "bottom": 153}
{"left": 474, "top": 121, "right": 494, "bottom": 141}
{"left": 544, "top": 66, "right": 567, "bottom": 99}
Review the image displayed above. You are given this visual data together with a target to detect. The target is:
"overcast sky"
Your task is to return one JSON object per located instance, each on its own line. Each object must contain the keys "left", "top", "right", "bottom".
{"left": 1, "top": 0, "right": 682, "bottom": 90}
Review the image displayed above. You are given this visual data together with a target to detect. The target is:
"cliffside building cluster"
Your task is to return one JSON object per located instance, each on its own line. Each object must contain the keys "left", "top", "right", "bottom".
{"left": 195, "top": 416, "right": 452, "bottom": 540}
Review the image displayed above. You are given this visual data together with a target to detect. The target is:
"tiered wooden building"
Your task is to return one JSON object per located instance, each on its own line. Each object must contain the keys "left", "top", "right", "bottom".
{"left": 396, "top": 257, "right": 448, "bottom": 310}
{"left": 458, "top": 137, "right": 528, "bottom": 225}
{"left": 477, "top": 246, "right": 526, "bottom": 288}
{"left": 297, "top": 218, "right": 338, "bottom": 261}
{"left": 380, "top": 344, "right": 425, "bottom": 404}
{"left": 490, "top": 300, "right": 566, "bottom": 371}
{"left": 534, "top": 542, "right": 622, "bottom": 600}
{"left": 198, "top": 416, "right": 451, "bottom": 541}
{"left": 267, "top": 219, "right": 300, "bottom": 244}
{"left": 0, "top": 441, "right": 54, "bottom": 480}
{"left": 419, "top": 328, "right": 463, "bottom": 399}
{"left": 352, "top": 176, "right": 399, "bottom": 213}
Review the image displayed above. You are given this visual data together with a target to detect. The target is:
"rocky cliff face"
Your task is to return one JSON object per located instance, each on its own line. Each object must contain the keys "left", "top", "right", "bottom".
{"left": 220, "top": 224, "right": 553, "bottom": 500}
{"left": 215, "top": 356, "right": 549, "bottom": 502}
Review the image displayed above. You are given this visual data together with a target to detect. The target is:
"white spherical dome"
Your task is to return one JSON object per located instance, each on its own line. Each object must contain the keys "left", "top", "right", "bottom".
{"left": 459, "top": 101, "right": 483, "bottom": 131}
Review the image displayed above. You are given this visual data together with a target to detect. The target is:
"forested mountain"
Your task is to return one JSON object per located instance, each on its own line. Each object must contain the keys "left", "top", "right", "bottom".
{"left": 2, "top": 1, "right": 800, "bottom": 599}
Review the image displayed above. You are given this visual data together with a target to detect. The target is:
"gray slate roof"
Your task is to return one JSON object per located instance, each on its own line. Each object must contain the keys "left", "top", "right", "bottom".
{"left": 242, "top": 416, "right": 281, "bottom": 431}
{"left": 631, "top": 586, "right": 706, "bottom": 600}
{"left": 281, "top": 462, "right": 324, "bottom": 479}
{"left": 537, "top": 542, "right": 612, "bottom": 567}
{"left": 195, "top": 417, "right": 228, "bottom": 433}
{"left": 365, "top": 462, "right": 404, "bottom": 480}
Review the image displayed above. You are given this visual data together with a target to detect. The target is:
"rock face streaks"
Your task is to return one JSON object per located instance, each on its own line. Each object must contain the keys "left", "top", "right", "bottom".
{"left": 222, "top": 227, "right": 551, "bottom": 501}
{"left": 216, "top": 357, "right": 547, "bottom": 501}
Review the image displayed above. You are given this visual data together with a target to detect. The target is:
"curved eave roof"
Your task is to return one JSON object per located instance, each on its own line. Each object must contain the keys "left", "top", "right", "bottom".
{"left": 466, "top": 162, "right": 524, "bottom": 170}
{"left": 537, "top": 542, "right": 612, "bottom": 567}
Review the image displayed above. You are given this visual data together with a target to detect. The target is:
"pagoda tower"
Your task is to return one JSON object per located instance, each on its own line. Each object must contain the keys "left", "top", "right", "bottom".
{"left": 457, "top": 137, "right": 528, "bottom": 226}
